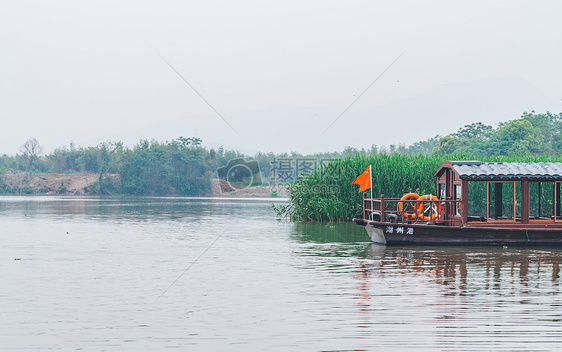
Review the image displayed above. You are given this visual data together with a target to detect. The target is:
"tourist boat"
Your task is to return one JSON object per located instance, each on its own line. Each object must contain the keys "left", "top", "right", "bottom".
{"left": 353, "top": 161, "right": 562, "bottom": 245}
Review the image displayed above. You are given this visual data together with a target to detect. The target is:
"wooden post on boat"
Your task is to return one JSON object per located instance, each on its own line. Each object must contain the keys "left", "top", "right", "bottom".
{"left": 380, "top": 194, "right": 385, "bottom": 222}
{"left": 554, "top": 182, "right": 562, "bottom": 221}
{"left": 521, "top": 180, "right": 529, "bottom": 224}
{"left": 461, "top": 180, "right": 468, "bottom": 225}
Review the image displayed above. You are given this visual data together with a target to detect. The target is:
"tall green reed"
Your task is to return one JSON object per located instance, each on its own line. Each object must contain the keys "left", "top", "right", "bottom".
{"left": 274, "top": 153, "right": 562, "bottom": 222}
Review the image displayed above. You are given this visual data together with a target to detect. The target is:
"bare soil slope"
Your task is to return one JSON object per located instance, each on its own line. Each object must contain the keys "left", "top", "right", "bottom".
{"left": 0, "top": 170, "right": 119, "bottom": 195}
{"left": 0, "top": 171, "right": 286, "bottom": 197}
{"left": 210, "top": 179, "right": 287, "bottom": 197}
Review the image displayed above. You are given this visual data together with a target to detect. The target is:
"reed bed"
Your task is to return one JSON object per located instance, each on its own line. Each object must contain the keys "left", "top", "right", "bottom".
{"left": 274, "top": 153, "right": 562, "bottom": 222}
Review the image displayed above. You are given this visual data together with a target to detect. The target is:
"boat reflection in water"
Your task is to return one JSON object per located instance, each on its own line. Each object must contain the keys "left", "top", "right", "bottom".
{"left": 351, "top": 245, "right": 562, "bottom": 349}
{"left": 290, "top": 222, "right": 562, "bottom": 349}
{"left": 359, "top": 245, "right": 562, "bottom": 294}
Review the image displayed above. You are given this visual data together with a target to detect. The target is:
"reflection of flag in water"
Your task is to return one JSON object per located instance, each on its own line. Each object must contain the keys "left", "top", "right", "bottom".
{"left": 352, "top": 165, "right": 372, "bottom": 193}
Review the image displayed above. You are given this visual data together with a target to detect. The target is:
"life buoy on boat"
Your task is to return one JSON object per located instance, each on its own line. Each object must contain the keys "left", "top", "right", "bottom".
{"left": 415, "top": 194, "right": 442, "bottom": 221}
{"left": 398, "top": 193, "right": 420, "bottom": 220}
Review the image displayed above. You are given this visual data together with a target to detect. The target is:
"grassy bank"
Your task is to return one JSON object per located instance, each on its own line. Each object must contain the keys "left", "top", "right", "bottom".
{"left": 274, "top": 153, "right": 562, "bottom": 222}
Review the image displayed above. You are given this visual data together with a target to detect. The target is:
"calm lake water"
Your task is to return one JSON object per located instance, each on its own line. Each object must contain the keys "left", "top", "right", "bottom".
{"left": 2, "top": 196, "right": 562, "bottom": 351}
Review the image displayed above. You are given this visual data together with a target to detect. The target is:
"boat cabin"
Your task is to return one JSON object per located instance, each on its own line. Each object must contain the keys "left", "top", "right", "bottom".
{"left": 435, "top": 161, "right": 562, "bottom": 227}
{"left": 363, "top": 161, "right": 562, "bottom": 229}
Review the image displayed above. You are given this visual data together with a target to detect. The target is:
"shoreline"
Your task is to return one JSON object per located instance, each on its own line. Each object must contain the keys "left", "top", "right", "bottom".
{"left": 0, "top": 170, "right": 288, "bottom": 198}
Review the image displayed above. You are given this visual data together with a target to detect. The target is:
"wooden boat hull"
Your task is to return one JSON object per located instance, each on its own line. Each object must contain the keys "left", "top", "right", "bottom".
{"left": 354, "top": 219, "right": 562, "bottom": 246}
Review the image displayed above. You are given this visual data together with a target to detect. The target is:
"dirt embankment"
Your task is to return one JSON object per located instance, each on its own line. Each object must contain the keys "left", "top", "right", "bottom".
{"left": 0, "top": 170, "right": 120, "bottom": 195}
{"left": 0, "top": 170, "right": 286, "bottom": 197}
{"left": 210, "top": 179, "right": 287, "bottom": 197}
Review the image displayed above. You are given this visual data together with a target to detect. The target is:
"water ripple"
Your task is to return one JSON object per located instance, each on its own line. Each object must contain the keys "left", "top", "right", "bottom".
{"left": 2, "top": 197, "right": 562, "bottom": 351}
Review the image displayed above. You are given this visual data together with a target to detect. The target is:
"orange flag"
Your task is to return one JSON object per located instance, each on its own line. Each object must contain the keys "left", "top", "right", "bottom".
{"left": 352, "top": 165, "right": 372, "bottom": 193}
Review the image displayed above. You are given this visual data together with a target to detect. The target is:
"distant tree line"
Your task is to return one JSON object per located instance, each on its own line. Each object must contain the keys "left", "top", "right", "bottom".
{"left": 359, "top": 111, "right": 562, "bottom": 157}
{"left": 431, "top": 111, "right": 562, "bottom": 156}
{"left": 0, "top": 136, "right": 352, "bottom": 196}
{"left": 1, "top": 111, "right": 561, "bottom": 196}
{"left": 1, "top": 137, "right": 231, "bottom": 196}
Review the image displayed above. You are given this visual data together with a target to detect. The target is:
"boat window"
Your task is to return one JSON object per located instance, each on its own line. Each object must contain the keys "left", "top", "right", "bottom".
{"left": 439, "top": 183, "right": 446, "bottom": 200}
{"left": 467, "top": 181, "right": 487, "bottom": 219}
{"left": 454, "top": 184, "right": 462, "bottom": 215}
{"left": 529, "top": 182, "right": 554, "bottom": 220}
{"left": 488, "top": 182, "right": 517, "bottom": 221}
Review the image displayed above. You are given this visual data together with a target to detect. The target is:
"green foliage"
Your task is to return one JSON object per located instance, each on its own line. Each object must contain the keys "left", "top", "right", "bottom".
{"left": 1, "top": 137, "right": 217, "bottom": 196}
{"left": 433, "top": 136, "right": 468, "bottom": 155}
{"left": 495, "top": 119, "right": 543, "bottom": 155}
{"left": 408, "top": 136, "right": 441, "bottom": 155}
{"left": 118, "top": 138, "right": 215, "bottom": 195}
{"left": 433, "top": 111, "right": 562, "bottom": 156}
{"left": 453, "top": 122, "right": 494, "bottom": 140}
{"left": 275, "top": 153, "right": 450, "bottom": 222}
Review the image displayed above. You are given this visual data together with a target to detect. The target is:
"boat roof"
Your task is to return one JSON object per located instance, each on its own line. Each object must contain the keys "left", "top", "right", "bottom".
{"left": 440, "top": 161, "right": 562, "bottom": 180}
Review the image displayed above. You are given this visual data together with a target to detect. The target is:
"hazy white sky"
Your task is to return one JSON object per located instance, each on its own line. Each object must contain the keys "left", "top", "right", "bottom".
{"left": 1, "top": 0, "right": 561, "bottom": 155}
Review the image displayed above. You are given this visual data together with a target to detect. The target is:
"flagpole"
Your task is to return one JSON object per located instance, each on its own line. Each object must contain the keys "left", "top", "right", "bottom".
{"left": 370, "top": 165, "right": 373, "bottom": 218}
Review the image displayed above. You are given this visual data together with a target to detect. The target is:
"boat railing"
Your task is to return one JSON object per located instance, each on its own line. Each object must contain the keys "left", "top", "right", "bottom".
{"left": 362, "top": 194, "right": 461, "bottom": 224}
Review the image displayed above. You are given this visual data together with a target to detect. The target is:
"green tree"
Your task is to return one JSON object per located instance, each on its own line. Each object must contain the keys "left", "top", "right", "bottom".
{"left": 409, "top": 135, "right": 440, "bottom": 155}
{"left": 432, "top": 136, "right": 467, "bottom": 155}
{"left": 494, "top": 119, "right": 544, "bottom": 155}
{"left": 453, "top": 122, "right": 494, "bottom": 140}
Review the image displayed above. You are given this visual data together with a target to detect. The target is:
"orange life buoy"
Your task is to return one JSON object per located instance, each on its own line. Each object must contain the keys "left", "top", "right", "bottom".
{"left": 415, "top": 194, "right": 442, "bottom": 221}
{"left": 398, "top": 193, "right": 420, "bottom": 220}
